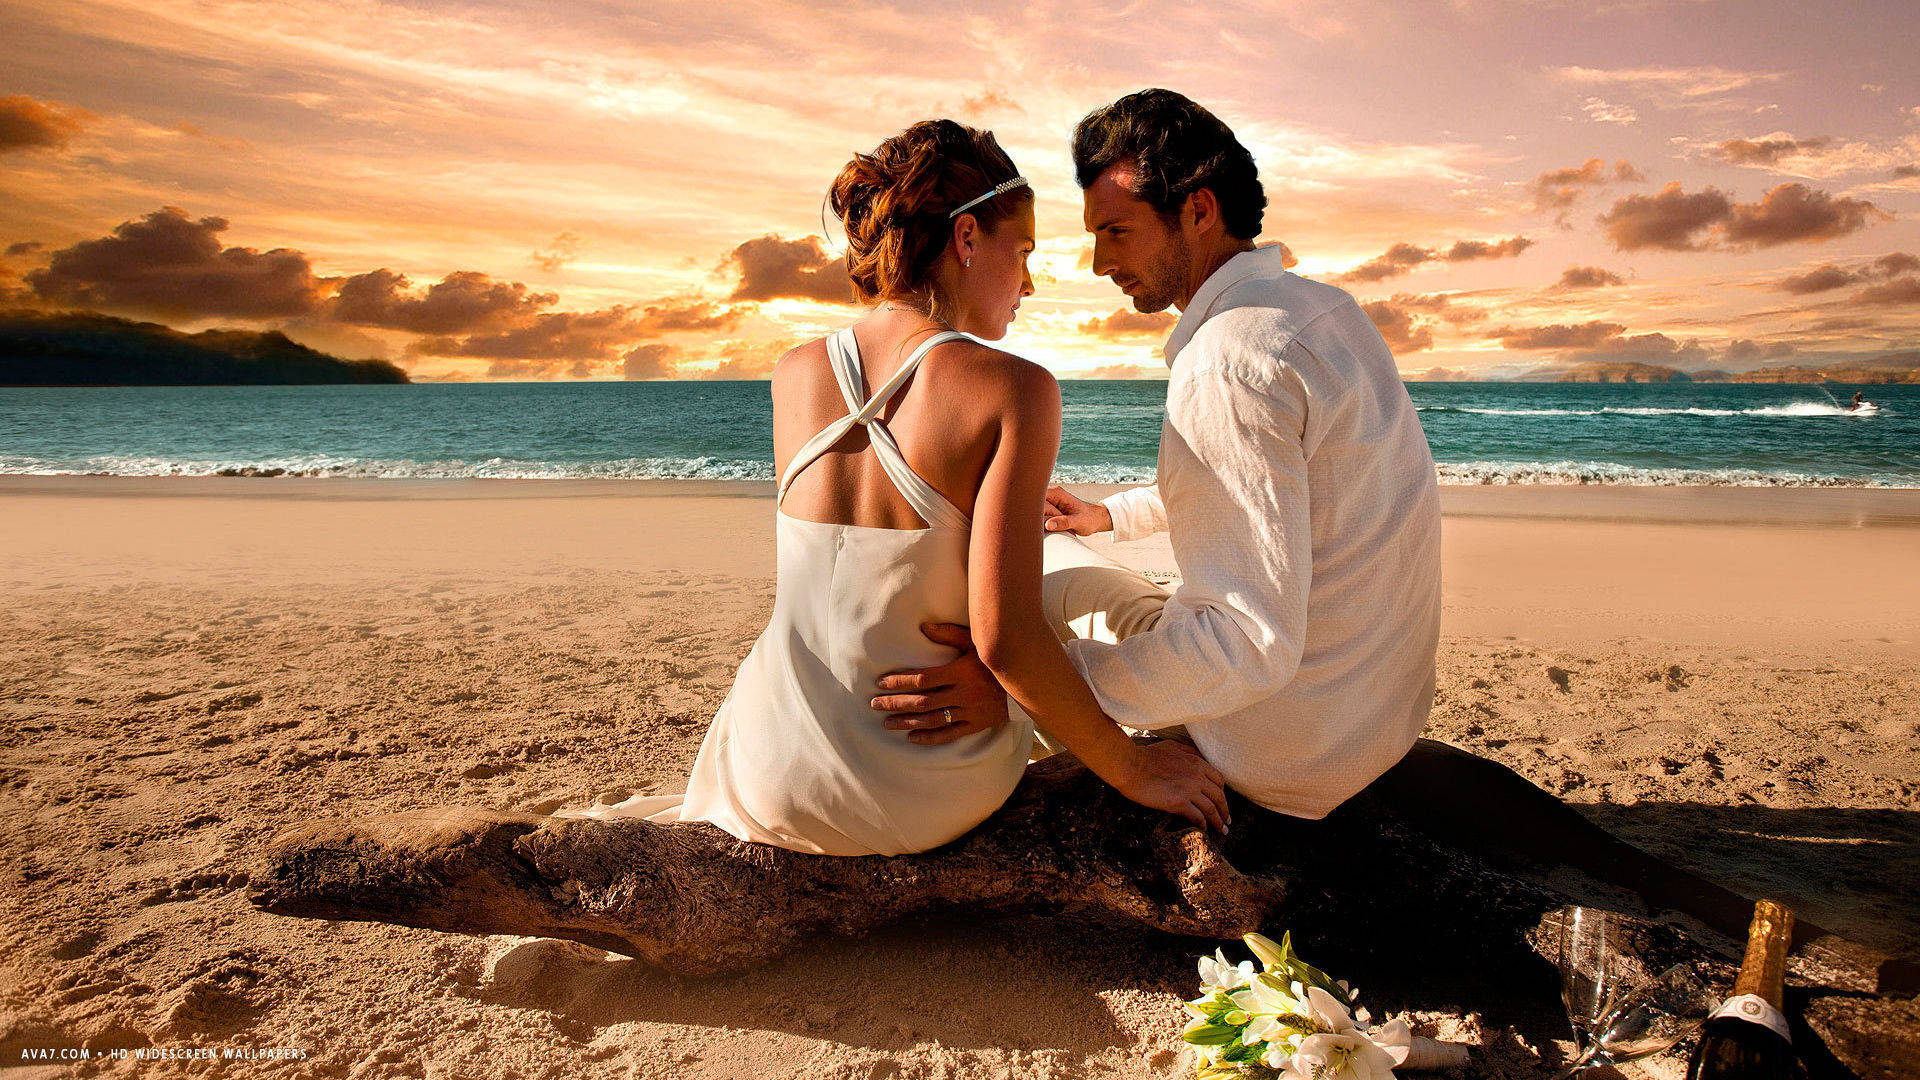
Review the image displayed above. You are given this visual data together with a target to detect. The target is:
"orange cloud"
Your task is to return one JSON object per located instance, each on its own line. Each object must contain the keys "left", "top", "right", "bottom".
{"left": 1339, "top": 236, "right": 1532, "bottom": 283}
{"left": 1360, "top": 299, "right": 1435, "bottom": 352}
{"left": 26, "top": 207, "right": 328, "bottom": 319}
{"left": 698, "top": 338, "right": 788, "bottom": 379}
{"left": 1365, "top": 292, "right": 1485, "bottom": 327}
{"left": 1722, "top": 183, "right": 1887, "bottom": 248}
{"left": 1776, "top": 265, "right": 1860, "bottom": 294}
{"left": 1714, "top": 135, "right": 1833, "bottom": 167}
{"left": 1530, "top": 158, "right": 1641, "bottom": 214}
{"left": 1079, "top": 364, "right": 1154, "bottom": 379}
{"left": 330, "top": 269, "right": 558, "bottom": 334}
{"left": 1553, "top": 265, "right": 1626, "bottom": 290}
{"left": 956, "top": 88, "right": 1023, "bottom": 117}
{"left": 482, "top": 358, "right": 564, "bottom": 378}
{"left": 0, "top": 263, "right": 30, "bottom": 307}
{"left": 1774, "top": 253, "right": 1917, "bottom": 294}
{"left": 1486, "top": 321, "right": 1628, "bottom": 349}
{"left": 1724, "top": 339, "right": 1795, "bottom": 364}
{"left": 419, "top": 307, "right": 643, "bottom": 362}
{"left": 1079, "top": 309, "right": 1176, "bottom": 339}
{"left": 1599, "top": 182, "right": 1884, "bottom": 251}
{"left": 621, "top": 343, "right": 674, "bottom": 379}
{"left": 1597, "top": 183, "right": 1734, "bottom": 251}
{"left": 1855, "top": 277, "right": 1920, "bottom": 306}
{"left": 1483, "top": 321, "right": 1708, "bottom": 364}
{"left": 0, "top": 95, "right": 90, "bottom": 153}
{"left": 724, "top": 235, "right": 850, "bottom": 304}
{"left": 529, "top": 231, "right": 583, "bottom": 273}
{"left": 634, "top": 299, "right": 740, "bottom": 332}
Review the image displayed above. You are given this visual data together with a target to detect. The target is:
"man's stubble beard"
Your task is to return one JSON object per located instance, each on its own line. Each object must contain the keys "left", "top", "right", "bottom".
{"left": 1130, "top": 231, "right": 1192, "bottom": 314}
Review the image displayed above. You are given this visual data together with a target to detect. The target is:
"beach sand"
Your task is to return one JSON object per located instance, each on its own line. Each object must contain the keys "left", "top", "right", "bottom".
{"left": 1, "top": 477, "right": 1915, "bottom": 1079}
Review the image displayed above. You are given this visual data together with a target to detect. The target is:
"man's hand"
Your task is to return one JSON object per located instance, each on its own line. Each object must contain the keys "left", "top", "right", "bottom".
{"left": 871, "top": 623, "right": 1010, "bottom": 745}
{"left": 1042, "top": 485, "right": 1113, "bottom": 536}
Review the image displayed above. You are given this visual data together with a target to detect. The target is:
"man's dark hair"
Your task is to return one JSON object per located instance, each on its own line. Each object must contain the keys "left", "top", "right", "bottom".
{"left": 1072, "top": 89, "right": 1266, "bottom": 240}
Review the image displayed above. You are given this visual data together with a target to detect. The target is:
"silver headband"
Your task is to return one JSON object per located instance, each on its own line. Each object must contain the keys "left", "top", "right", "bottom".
{"left": 948, "top": 177, "right": 1029, "bottom": 218}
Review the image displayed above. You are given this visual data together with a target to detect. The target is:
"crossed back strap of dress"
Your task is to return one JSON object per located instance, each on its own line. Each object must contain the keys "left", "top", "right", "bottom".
{"left": 776, "top": 327, "right": 973, "bottom": 532}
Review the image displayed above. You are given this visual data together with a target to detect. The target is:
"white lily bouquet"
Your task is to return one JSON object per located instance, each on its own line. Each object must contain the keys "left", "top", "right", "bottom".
{"left": 1182, "top": 932, "right": 1464, "bottom": 1079}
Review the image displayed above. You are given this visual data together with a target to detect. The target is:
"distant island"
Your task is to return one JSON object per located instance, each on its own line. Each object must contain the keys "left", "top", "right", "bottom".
{"left": 0, "top": 311, "right": 408, "bottom": 386}
{"left": 1408, "top": 352, "right": 1920, "bottom": 384}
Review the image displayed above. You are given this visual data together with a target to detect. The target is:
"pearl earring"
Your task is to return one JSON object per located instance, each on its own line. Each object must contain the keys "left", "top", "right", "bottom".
{"left": 964, "top": 257, "right": 971, "bottom": 268}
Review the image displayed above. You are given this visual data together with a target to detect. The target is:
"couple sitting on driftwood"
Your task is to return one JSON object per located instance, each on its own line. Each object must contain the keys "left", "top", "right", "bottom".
{"left": 249, "top": 91, "right": 1914, "bottom": 1072}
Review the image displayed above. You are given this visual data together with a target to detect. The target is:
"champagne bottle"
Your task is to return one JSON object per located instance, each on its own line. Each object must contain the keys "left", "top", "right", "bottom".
{"left": 1686, "top": 899, "right": 1798, "bottom": 1080}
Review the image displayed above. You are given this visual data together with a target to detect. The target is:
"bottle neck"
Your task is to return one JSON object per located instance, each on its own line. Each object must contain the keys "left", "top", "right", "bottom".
{"left": 1733, "top": 899, "right": 1794, "bottom": 1009}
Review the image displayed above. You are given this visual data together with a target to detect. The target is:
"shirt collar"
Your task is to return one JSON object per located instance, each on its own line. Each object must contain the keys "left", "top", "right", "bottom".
{"left": 1162, "top": 242, "right": 1288, "bottom": 367}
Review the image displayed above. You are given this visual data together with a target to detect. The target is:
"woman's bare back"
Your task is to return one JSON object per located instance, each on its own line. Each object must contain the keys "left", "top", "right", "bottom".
{"left": 772, "top": 318, "right": 1020, "bottom": 531}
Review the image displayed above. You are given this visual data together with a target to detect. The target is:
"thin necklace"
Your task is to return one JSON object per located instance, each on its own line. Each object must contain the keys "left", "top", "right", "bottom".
{"left": 880, "top": 300, "right": 949, "bottom": 321}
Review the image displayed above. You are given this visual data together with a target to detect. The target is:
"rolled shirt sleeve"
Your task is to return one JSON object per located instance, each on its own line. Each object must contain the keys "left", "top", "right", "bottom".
{"left": 1099, "top": 485, "right": 1167, "bottom": 543}
{"left": 1065, "top": 319, "right": 1313, "bottom": 730}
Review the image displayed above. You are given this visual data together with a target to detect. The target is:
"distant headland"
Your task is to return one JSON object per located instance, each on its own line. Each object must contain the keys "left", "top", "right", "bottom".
{"left": 0, "top": 311, "right": 408, "bottom": 386}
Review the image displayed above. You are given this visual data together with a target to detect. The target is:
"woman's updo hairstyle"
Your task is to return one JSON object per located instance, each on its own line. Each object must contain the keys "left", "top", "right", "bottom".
{"left": 829, "top": 119, "right": 1030, "bottom": 310}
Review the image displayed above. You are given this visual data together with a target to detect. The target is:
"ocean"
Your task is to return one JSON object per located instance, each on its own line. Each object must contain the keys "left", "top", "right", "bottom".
{"left": 0, "top": 381, "right": 1914, "bottom": 487}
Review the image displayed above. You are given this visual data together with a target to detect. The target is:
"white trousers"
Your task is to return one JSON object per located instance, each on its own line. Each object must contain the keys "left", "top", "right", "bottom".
{"left": 1026, "top": 532, "right": 1191, "bottom": 760}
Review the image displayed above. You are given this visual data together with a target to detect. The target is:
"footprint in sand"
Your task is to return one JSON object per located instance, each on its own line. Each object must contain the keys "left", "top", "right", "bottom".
{"left": 139, "top": 870, "right": 251, "bottom": 907}
{"left": 161, "top": 952, "right": 273, "bottom": 1036}
{"left": 47, "top": 929, "right": 101, "bottom": 961}
{"left": 47, "top": 967, "right": 145, "bottom": 1007}
{"left": 130, "top": 687, "right": 191, "bottom": 704}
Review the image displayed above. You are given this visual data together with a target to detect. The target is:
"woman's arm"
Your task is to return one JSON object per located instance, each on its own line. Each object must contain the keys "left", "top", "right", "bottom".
{"left": 965, "top": 361, "right": 1230, "bottom": 834}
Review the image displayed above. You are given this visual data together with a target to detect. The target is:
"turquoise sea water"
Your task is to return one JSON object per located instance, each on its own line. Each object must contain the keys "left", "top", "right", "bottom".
{"left": 0, "top": 381, "right": 1914, "bottom": 487}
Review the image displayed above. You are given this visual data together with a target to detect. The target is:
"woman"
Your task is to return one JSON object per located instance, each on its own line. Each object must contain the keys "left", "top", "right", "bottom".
{"left": 555, "top": 120, "right": 1228, "bottom": 854}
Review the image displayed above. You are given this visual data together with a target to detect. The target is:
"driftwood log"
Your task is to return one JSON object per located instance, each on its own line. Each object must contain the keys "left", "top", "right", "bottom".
{"left": 248, "top": 739, "right": 1918, "bottom": 1079}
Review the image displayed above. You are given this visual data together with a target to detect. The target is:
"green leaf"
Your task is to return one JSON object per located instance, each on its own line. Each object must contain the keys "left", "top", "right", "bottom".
{"left": 1279, "top": 931, "right": 1354, "bottom": 1010}
{"left": 1220, "top": 1039, "right": 1260, "bottom": 1063}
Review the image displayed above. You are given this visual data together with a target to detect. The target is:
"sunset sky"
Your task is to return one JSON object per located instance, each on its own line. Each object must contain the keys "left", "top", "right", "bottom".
{"left": 2, "top": 0, "right": 1917, "bottom": 380}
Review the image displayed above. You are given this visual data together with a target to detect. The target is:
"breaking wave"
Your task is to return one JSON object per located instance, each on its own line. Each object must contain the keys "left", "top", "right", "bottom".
{"left": 3, "top": 454, "right": 1902, "bottom": 487}
{"left": 1435, "top": 460, "right": 1888, "bottom": 487}
{"left": 1418, "top": 401, "right": 1884, "bottom": 419}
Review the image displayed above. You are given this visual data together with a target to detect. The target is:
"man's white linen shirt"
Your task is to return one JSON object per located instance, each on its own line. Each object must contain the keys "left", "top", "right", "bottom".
{"left": 1067, "top": 243, "right": 1442, "bottom": 819}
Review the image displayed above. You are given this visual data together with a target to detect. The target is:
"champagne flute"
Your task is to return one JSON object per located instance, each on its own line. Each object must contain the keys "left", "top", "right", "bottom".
{"left": 1555, "top": 906, "right": 1650, "bottom": 1050}
{"left": 1554, "top": 962, "right": 1721, "bottom": 1079}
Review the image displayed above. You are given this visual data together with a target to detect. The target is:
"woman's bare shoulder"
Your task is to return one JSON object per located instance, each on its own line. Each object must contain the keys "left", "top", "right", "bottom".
{"left": 771, "top": 337, "right": 830, "bottom": 381}
{"left": 770, "top": 338, "right": 842, "bottom": 406}
{"left": 930, "top": 338, "right": 1058, "bottom": 398}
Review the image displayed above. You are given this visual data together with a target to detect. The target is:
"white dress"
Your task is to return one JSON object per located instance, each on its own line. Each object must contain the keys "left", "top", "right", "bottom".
{"left": 553, "top": 327, "right": 1035, "bottom": 855}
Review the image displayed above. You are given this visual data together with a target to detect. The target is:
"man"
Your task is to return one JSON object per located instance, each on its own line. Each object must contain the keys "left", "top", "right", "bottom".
{"left": 868, "top": 93, "right": 1897, "bottom": 969}
{"left": 873, "top": 88, "right": 1442, "bottom": 822}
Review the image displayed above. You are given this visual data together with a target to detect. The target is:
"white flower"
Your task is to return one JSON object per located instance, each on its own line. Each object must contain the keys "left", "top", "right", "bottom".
{"left": 1237, "top": 978, "right": 1306, "bottom": 1028}
{"left": 1278, "top": 1031, "right": 1400, "bottom": 1080}
{"left": 1300, "top": 987, "right": 1363, "bottom": 1037}
{"left": 1199, "top": 949, "right": 1257, "bottom": 992}
{"left": 1186, "top": 931, "right": 1407, "bottom": 1080}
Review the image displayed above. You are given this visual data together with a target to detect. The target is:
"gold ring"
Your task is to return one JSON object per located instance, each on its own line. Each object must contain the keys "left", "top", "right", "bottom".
{"left": 942, "top": 707, "right": 954, "bottom": 724}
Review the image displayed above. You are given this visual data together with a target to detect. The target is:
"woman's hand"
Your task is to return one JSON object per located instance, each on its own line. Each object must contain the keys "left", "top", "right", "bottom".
{"left": 1100, "top": 738, "right": 1232, "bottom": 834}
{"left": 1042, "top": 485, "right": 1113, "bottom": 536}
